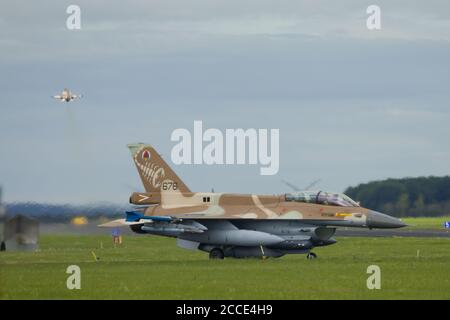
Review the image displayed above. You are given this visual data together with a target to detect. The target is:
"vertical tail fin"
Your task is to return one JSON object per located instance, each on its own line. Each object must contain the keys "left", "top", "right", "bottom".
{"left": 127, "top": 143, "right": 191, "bottom": 193}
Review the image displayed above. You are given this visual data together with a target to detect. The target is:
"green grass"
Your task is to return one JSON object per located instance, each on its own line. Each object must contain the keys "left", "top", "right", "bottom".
{"left": 402, "top": 216, "right": 450, "bottom": 230}
{"left": 1, "top": 235, "right": 450, "bottom": 299}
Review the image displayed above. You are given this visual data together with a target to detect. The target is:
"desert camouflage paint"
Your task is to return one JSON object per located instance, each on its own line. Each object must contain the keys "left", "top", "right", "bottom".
{"left": 127, "top": 143, "right": 370, "bottom": 227}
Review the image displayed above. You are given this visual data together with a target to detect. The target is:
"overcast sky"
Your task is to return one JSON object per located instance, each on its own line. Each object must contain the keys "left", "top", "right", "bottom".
{"left": 1, "top": 1, "right": 449, "bottom": 203}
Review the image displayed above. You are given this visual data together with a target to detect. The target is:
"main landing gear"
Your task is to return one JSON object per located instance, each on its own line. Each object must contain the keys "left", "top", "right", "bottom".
{"left": 209, "top": 248, "right": 225, "bottom": 260}
{"left": 306, "top": 252, "right": 317, "bottom": 260}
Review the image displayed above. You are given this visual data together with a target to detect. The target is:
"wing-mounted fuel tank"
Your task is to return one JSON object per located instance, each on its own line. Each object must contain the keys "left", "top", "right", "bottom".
{"left": 141, "top": 220, "right": 207, "bottom": 237}
{"left": 181, "top": 229, "right": 285, "bottom": 247}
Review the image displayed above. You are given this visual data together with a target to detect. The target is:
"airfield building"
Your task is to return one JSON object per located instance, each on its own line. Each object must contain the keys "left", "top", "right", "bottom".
{"left": 0, "top": 186, "right": 5, "bottom": 249}
{"left": 3, "top": 214, "right": 39, "bottom": 251}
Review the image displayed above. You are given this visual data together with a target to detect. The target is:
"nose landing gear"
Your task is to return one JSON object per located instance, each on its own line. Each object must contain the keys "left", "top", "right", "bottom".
{"left": 306, "top": 252, "right": 317, "bottom": 259}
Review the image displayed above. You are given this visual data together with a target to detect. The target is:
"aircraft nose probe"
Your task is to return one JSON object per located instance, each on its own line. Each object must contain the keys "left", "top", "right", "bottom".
{"left": 367, "top": 210, "right": 407, "bottom": 229}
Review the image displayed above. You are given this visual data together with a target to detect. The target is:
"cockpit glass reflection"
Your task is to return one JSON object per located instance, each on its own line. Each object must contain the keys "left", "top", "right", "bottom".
{"left": 285, "top": 191, "right": 359, "bottom": 207}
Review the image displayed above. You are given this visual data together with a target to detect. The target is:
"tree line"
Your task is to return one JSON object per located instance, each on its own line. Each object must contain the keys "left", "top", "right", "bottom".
{"left": 344, "top": 176, "right": 450, "bottom": 217}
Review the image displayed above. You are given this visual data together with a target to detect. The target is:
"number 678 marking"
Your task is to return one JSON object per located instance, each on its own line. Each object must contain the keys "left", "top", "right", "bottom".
{"left": 162, "top": 182, "right": 178, "bottom": 190}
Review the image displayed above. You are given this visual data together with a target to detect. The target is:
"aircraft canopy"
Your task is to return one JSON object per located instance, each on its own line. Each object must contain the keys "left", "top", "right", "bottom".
{"left": 285, "top": 191, "right": 359, "bottom": 207}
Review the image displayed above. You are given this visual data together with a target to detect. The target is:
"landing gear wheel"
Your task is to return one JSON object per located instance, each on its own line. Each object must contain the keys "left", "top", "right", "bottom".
{"left": 209, "top": 248, "right": 224, "bottom": 260}
{"left": 306, "top": 252, "right": 317, "bottom": 260}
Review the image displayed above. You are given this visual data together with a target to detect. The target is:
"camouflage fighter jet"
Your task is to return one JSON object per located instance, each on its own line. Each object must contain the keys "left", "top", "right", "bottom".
{"left": 100, "top": 143, "right": 406, "bottom": 259}
{"left": 52, "top": 88, "right": 82, "bottom": 102}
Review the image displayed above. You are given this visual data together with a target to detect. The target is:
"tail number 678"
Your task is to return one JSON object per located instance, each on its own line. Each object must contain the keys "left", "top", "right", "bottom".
{"left": 162, "top": 182, "right": 178, "bottom": 191}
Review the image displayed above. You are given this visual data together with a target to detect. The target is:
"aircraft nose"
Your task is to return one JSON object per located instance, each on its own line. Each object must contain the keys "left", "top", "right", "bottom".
{"left": 367, "top": 211, "right": 407, "bottom": 229}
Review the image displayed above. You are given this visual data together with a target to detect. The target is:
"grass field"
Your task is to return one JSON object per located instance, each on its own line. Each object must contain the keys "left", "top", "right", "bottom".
{"left": 402, "top": 216, "right": 450, "bottom": 230}
{"left": 1, "top": 234, "right": 450, "bottom": 299}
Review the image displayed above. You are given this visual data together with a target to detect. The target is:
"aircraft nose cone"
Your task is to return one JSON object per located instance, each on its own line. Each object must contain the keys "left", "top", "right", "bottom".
{"left": 367, "top": 211, "right": 407, "bottom": 229}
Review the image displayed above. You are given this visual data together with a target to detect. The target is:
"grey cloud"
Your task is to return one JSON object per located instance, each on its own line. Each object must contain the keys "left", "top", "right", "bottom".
{"left": 1, "top": 1, "right": 449, "bottom": 203}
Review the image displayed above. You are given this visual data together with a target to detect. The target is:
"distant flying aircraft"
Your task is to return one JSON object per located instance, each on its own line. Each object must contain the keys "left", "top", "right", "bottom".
{"left": 100, "top": 143, "right": 406, "bottom": 260}
{"left": 52, "top": 88, "right": 81, "bottom": 102}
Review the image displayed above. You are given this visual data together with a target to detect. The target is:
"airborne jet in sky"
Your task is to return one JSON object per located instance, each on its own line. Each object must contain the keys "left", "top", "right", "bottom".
{"left": 52, "top": 88, "right": 82, "bottom": 102}
{"left": 100, "top": 143, "right": 406, "bottom": 260}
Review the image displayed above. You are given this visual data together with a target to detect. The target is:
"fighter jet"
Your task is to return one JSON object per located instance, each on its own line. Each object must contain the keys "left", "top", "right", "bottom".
{"left": 52, "top": 88, "right": 81, "bottom": 102}
{"left": 100, "top": 143, "right": 406, "bottom": 260}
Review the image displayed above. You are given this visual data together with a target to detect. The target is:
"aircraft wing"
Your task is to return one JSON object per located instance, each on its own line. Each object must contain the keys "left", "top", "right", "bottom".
{"left": 125, "top": 211, "right": 174, "bottom": 222}
{"left": 98, "top": 218, "right": 144, "bottom": 227}
{"left": 99, "top": 211, "right": 208, "bottom": 234}
{"left": 98, "top": 212, "right": 182, "bottom": 228}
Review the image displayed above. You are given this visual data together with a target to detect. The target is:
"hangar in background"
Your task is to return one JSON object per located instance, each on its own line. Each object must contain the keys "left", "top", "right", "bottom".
{"left": 3, "top": 214, "right": 39, "bottom": 251}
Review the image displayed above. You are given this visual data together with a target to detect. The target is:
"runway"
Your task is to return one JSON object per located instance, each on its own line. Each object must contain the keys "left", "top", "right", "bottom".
{"left": 39, "top": 222, "right": 450, "bottom": 238}
{"left": 336, "top": 228, "right": 450, "bottom": 238}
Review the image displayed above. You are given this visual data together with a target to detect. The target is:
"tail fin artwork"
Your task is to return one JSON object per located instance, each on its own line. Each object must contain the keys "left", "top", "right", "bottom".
{"left": 127, "top": 143, "right": 191, "bottom": 194}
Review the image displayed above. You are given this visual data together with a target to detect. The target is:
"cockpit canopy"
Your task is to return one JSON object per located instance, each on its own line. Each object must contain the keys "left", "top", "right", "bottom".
{"left": 285, "top": 191, "right": 360, "bottom": 207}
